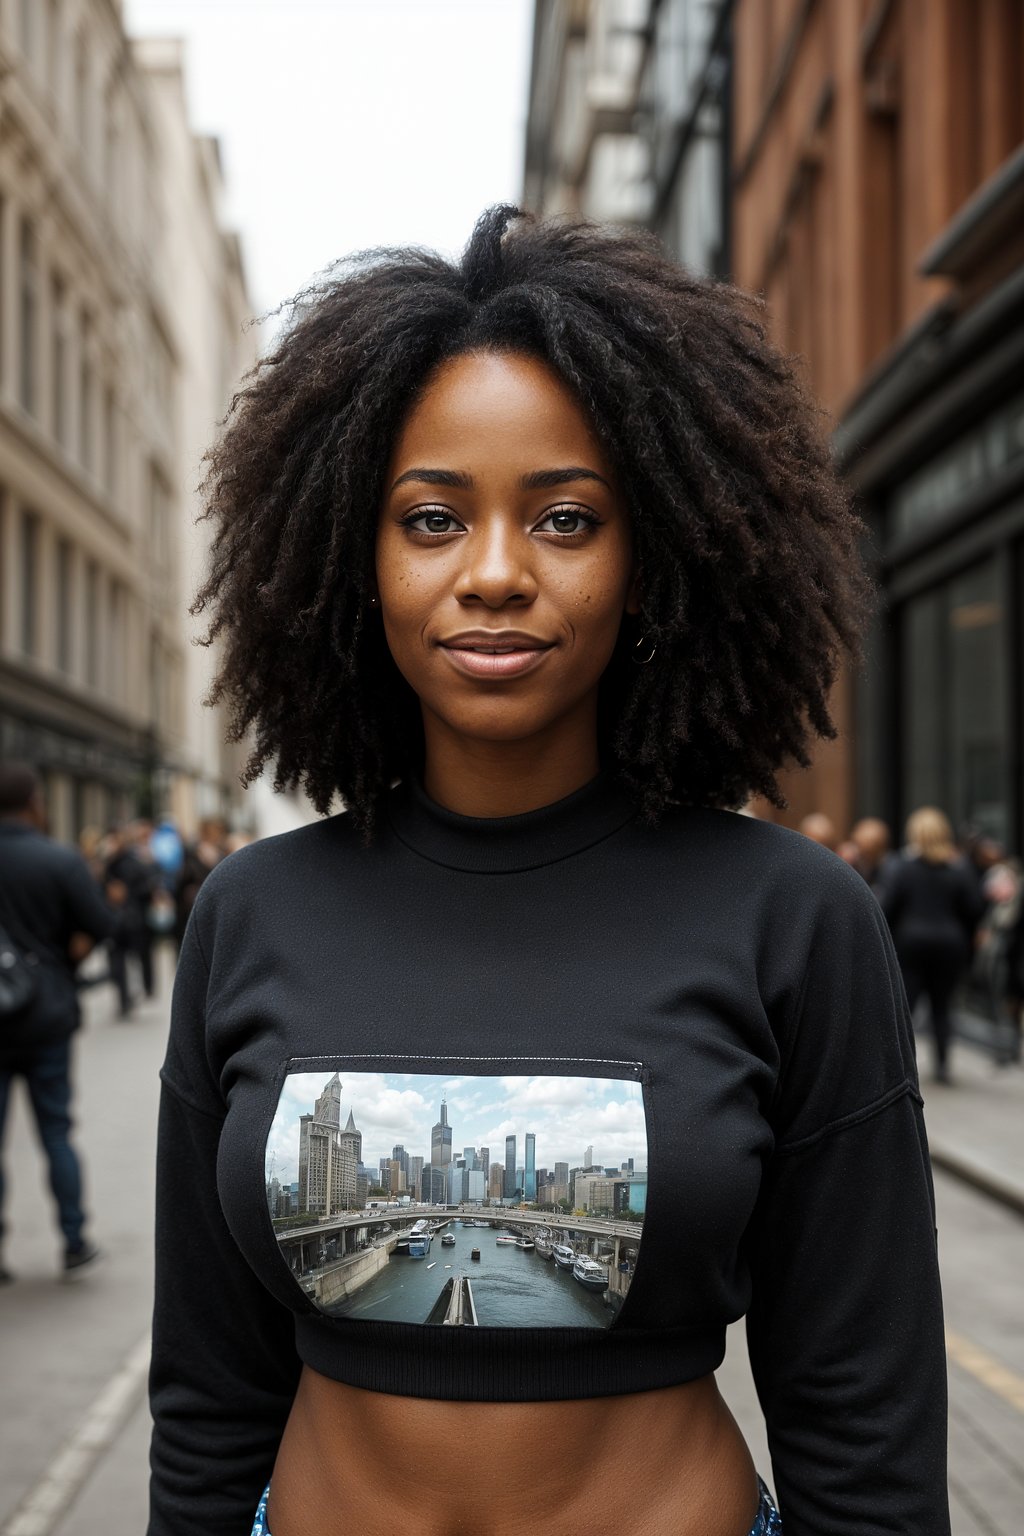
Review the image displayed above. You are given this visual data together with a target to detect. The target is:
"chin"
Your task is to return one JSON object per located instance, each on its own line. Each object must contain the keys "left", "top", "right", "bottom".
{"left": 436, "top": 704, "right": 564, "bottom": 745}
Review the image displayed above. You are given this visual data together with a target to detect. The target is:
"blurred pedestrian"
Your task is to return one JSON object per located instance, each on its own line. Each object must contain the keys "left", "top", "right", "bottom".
{"left": 1003, "top": 897, "right": 1024, "bottom": 1065}
{"left": 797, "top": 811, "right": 837, "bottom": 849}
{"left": 0, "top": 762, "right": 118, "bottom": 1280}
{"left": 850, "top": 816, "right": 900, "bottom": 900}
{"left": 974, "top": 854, "right": 1023, "bottom": 1065}
{"left": 103, "top": 823, "right": 158, "bottom": 1018}
{"left": 78, "top": 825, "right": 105, "bottom": 882}
{"left": 174, "top": 817, "right": 227, "bottom": 952}
{"left": 958, "top": 823, "right": 1004, "bottom": 910}
{"left": 881, "top": 807, "right": 985, "bottom": 1083}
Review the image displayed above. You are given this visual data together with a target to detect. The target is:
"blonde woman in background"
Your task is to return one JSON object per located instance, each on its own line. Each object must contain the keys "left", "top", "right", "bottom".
{"left": 881, "top": 808, "right": 985, "bottom": 1083}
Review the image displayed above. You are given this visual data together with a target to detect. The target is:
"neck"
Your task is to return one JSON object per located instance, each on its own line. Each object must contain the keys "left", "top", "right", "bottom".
{"left": 421, "top": 712, "right": 601, "bottom": 819}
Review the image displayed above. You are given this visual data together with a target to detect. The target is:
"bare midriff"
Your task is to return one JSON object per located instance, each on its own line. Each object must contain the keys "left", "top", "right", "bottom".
{"left": 268, "top": 1366, "right": 759, "bottom": 1536}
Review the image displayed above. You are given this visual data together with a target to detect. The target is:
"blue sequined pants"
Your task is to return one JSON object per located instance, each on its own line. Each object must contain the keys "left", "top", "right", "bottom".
{"left": 250, "top": 1475, "right": 781, "bottom": 1533}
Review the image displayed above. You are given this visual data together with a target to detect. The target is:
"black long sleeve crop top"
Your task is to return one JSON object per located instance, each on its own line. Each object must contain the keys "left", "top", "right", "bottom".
{"left": 148, "top": 773, "right": 950, "bottom": 1535}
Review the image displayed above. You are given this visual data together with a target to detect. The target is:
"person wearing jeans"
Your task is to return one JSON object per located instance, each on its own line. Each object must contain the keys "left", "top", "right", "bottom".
{"left": 0, "top": 762, "right": 116, "bottom": 1281}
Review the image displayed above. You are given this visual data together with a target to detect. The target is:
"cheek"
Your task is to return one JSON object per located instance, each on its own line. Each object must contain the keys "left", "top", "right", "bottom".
{"left": 376, "top": 541, "right": 437, "bottom": 624}
{"left": 561, "top": 551, "right": 634, "bottom": 627}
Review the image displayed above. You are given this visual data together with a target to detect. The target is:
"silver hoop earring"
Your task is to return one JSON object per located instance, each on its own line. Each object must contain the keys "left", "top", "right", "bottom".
{"left": 633, "top": 634, "right": 657, "bottom": 665}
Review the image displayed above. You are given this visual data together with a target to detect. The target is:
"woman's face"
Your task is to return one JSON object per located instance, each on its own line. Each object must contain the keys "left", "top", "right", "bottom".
{"left": 375, "top": 350, "right": 638, "bottom": 763}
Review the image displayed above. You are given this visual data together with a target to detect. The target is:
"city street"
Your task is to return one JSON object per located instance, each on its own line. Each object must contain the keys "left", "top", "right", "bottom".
{"left": 0, "top": 971, "right": 1022, "bottom": 1536}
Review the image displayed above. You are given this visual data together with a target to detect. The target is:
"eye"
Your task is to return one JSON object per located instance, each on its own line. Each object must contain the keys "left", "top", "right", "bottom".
{"left": 535, "top": 505, "right": 600, "bottom": 537}
{"left": 401, "top": 507, "right": 464, "bottom": 536}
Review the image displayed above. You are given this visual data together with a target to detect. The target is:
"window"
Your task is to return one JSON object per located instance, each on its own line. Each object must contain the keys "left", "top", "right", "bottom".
{"left": 20, "top": 0, "right": 38, "bottom": 69}
{"left": 103, "top": 85, "right": 119, "bottom": 208}
{"left": 20, "top": 221, "right": 38, "bottom": 414}
{"left": 0, "top": 196, "right": 4, "bottom": 387}
{"left": 149, "top": 461, "right": 170, "bottom": 565}
{"left": 74, "top": 30, "right": 89, "bottom": 159}
{"left": 103, "top": 384, "right": 117, "bottom": 497}
{"left": 20, "top": 510, "right": 39, "bottom": 656}
{"left": 150, "top": 629, "right": 162, "bottom": 729}
{"left": 85, "top": 559, "right": 99, "bottom": 687}
{"left": 901, "top": 557, "right": 1008, "bottom": 844}
{"left": 109, "top": 578, "right": 123, "bottom": 702}
{"left": 79, "top": 311, "right": 93, "bottom": 471}
{"left": 0, "top": 498, "right": 5, "bottom": 650}
{"left": 47, "top": 0, "right": 62, "bottom": 103}
{"left": 56, "top": 537, "right": 72, "bottom": 673}
{"left": 51, "top": 273, "right": 68, "bottom": 447}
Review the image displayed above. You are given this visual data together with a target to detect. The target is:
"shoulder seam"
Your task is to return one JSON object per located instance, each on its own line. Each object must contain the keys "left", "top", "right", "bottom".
{"left": 775, "top": 1078, "right": 922, "bottom": 1155}
{"left": 159, "top": 1068, "right": 226, "bottom": 1122}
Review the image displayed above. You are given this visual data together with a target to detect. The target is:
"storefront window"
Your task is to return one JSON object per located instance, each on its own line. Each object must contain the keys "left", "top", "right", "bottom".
{"left": 900, "top": 557, "right": 1008, "bottom": 844}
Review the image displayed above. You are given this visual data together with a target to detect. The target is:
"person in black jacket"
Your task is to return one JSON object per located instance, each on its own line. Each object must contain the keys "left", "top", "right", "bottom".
{"left": 881, "top": 806, "right": 985, "bottom": 1083}
{"left": 0, "top": 762, "right": 117, "bottom": 1280}
{"left": 103, "top": 823, "right": 158, "bottom": 1018}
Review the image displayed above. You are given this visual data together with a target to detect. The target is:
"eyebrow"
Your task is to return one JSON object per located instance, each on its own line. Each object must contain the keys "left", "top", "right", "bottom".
{"left": 388, "top": 466, "right": 612, "bottom": 494}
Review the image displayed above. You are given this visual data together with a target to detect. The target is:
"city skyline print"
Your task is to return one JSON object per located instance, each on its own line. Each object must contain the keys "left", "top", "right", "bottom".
{"left": 266, "top": 1068, "right": 648, "bottom": 1197}
{"left": 265, "top": 1065, "right": 648, "bottom": 1329}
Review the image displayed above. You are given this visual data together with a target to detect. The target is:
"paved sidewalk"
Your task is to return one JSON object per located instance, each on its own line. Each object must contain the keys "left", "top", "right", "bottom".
{"left": 921, "top": 1026, "right": 1024, "bottom": 1215}
{"left": 0, "top": 961, "right": 169, "bottom": 1536}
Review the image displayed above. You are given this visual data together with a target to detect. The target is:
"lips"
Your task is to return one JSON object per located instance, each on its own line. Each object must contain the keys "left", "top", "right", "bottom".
{"left": 438, "top": 632, "right": 556, "bottom": 680}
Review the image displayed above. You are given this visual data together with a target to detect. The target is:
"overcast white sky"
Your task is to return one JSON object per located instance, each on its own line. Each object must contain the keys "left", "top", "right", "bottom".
{"left": 124, "top": 0, "right": 534, "bottom": 323}
{"left": 266, "top": 1071, "right": 649, "bottom": 1184}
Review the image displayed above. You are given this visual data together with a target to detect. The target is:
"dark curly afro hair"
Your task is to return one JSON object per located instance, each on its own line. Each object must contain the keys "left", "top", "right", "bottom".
{"left": 195, "top": 205, "right": 875, "bottom": 839}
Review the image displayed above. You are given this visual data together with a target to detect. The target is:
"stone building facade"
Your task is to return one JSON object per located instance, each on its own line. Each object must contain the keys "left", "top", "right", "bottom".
{"left": 0, "top": 1, "right": 253, "bottom": 841}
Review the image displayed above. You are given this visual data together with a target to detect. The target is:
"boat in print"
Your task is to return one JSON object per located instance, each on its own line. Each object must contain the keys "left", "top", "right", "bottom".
{"left": 441, "top": 1232, "right": 456, "bottom": 1247}
{"left": 407, "top": 1220, "right": 432, "bottom": 1258}
{"left": 572, "top": 1256, "right": 609, "bottom": 1292}
{"left": 553, "top": 1243, "right": 576, "bottom": 1268}
{"left": 534, "top": 1235, "right": 553, "bottom": 1259}
{"left": 495, "top": 1233, "right": 518, "bottom": 1246}
{"left": 514, "top": 1237, "right": 535, "bottom": 1250}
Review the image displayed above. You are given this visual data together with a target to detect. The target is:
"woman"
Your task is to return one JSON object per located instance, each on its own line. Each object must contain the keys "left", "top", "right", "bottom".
{"left": 882, "top": 807, "right": 985, "bottom": 1084}
{"left": 148, "top": 208, "right": 949, "bottom": 1536}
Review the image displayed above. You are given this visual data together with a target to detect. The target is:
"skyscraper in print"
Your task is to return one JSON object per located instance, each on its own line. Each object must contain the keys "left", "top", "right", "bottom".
{"left": 525, "top": 1131, "right": 536, "bottom": 1200}
{"left": 297, "top": 1073, "right": 361, "bottom": 1216}
{"left": 431, "top": 1099, "right": 453, "bottom": 1169}
{"left": 504, "top": 1134, "right": 517, "bottom": 1199}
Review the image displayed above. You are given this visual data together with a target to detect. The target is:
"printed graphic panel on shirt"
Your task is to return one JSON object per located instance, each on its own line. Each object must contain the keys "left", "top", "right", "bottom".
{"left": 265, "top": 1063, "right": 648, "bottom": 1328}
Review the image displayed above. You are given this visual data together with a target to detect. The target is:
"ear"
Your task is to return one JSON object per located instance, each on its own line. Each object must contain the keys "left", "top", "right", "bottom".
{"left": 624, "top": 565, "right": 641, "bottom": 617}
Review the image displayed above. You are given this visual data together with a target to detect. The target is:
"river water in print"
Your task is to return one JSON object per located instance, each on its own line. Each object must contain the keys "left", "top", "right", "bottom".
{"left": 332, "top": 1222, "right": 614, "bottom": 1327}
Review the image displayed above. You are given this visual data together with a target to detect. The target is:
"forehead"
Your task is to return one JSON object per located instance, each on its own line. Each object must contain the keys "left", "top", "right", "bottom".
{"left": 389, "top": 351, "right": 613, "bottom": 477}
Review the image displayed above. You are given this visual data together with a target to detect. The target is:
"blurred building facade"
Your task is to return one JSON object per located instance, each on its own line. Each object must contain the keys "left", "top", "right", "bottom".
{"left": 523, "top": 0, "right": 1024, "bottom": 850}
{"left": 524, "top": 0, "right": 731, "bottom": 278}
{"left": 0, "top": 2, "right": 253, "bottom": 843}
{"left": 132, "top": 36, "right": 256, "bottom": 835}
{"left": 732, "top": 0, "right": 1023, "bottom": 852}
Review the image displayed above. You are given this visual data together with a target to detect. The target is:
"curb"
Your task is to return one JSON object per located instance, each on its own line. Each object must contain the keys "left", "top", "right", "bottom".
{"left": 929, "top": 1142, "right": 1024, "bottom": 1219}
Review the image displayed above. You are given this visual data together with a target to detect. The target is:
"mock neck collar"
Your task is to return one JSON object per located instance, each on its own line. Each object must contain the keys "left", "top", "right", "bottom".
{"left": 386, "top": 770, "right": 637, "bottom": 873}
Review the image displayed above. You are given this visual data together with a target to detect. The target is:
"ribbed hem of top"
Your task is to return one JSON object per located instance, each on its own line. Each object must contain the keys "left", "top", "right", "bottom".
{"left": 293, "top": 1313, "right": 725, "bottom": 1401}
{"left": 386, "top": 771, "right": 638, "bottom": 874}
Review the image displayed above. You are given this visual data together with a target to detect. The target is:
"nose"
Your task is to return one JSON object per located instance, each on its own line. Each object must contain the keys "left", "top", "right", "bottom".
{"left": 453, "top": 519, "right": 538, "bottom": 609}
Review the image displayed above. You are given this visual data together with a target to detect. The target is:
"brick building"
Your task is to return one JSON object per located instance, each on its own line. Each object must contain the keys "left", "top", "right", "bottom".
{"left": 524, "top": 0, "right": 1024, "bottom": 846}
